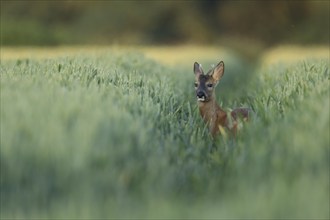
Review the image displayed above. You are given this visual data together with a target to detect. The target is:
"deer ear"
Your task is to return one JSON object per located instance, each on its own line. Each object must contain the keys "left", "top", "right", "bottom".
{"left": 212, "top": 61, "right": 224, "bottom": 82}
{"left": 194, "top": 62, "right": 204, "bottom": 77}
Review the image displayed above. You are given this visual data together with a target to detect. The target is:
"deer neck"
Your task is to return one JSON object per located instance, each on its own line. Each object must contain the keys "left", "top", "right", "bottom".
{"left": 198, "top": 96, "right": 228, "bottom": 136}
{"left": 198, "top": 96, "right": 225, "bottom": 123}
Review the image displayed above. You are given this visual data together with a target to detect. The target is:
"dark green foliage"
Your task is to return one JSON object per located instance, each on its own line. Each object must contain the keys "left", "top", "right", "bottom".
{"left": 1, "top": 1, "right": 328, "bottom": 45}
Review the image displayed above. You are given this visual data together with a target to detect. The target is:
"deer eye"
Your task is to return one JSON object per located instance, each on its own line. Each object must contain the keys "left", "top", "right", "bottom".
{"left": 207, "top": 83, "right": 213, "bottom": 88}
{"left": 194, "top": 82, "right": 198, "bottom": 87}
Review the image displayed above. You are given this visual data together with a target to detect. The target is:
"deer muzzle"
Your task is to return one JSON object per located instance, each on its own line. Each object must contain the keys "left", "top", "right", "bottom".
{"left": 196, "top": 90, "right": 207, "bottom": 102}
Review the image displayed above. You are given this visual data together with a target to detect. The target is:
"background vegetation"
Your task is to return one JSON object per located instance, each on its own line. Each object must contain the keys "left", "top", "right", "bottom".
{"left": 1, "top": 1, "right": 329, "bottom": 47}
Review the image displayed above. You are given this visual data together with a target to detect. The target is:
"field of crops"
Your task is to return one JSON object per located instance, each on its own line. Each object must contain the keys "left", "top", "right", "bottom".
{"left": 1, "top": 46, "right": 329, "bottom": 218}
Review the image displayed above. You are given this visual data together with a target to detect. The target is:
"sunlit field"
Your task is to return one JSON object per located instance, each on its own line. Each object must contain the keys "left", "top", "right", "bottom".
{"left": 260, "top": 45, "right": 329, "bottom": 66}
{"left": 1, "top": 45, "right": 328, "bottom": 65}
{"left": 1, "top": 45, "right": 329, "bottom": 218}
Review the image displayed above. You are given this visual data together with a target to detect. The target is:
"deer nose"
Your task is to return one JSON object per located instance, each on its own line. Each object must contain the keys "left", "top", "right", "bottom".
{"left": 197, "top": 91, "right": 206, "bottom": 98}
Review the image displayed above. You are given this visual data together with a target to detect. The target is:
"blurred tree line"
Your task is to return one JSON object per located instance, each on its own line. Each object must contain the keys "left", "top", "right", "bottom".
{"left": 1, "top": 0, "right": 329, "bottom": 46}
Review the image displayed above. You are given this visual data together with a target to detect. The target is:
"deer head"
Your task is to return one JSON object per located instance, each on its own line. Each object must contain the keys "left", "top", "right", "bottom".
{"left": 193, "top": 61, "right": 224, "bottom": 102}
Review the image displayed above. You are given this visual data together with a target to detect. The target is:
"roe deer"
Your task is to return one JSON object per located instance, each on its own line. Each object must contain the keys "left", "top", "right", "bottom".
{"left": 194, "top": 61, "right": 250, "bottom": 137}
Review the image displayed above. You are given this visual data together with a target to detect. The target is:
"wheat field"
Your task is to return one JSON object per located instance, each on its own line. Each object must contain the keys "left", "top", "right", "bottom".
{"left": 1, "top": 45, "right": 329, "bottom": 218}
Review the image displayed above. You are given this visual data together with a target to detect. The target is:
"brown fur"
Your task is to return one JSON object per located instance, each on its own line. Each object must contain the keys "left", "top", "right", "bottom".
{"left": 194, "top": 61, "right": 250, "bottom": 137}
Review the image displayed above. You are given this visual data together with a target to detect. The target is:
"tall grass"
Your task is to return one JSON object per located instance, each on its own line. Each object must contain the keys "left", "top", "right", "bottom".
{"left": 1, "top": 50, "right": 329, "bottom": 218}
